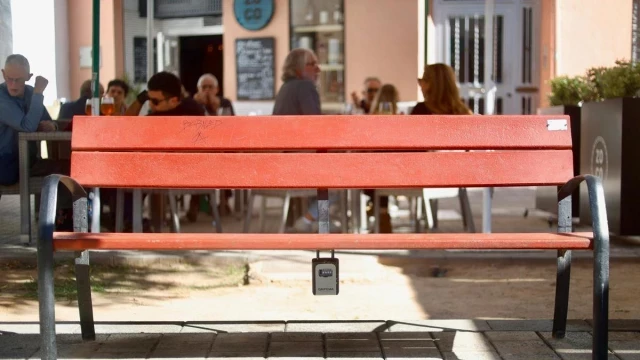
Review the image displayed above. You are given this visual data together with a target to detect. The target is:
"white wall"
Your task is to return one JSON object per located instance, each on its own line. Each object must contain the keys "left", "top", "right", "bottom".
{"left": 0, "top": 0, "right": 12, "bottom": 65}
{"left": 54, "top": 0, "right": 70, "bottom": 101}
{"left": 10, "top": 0, "right": 59, "bottom": 105}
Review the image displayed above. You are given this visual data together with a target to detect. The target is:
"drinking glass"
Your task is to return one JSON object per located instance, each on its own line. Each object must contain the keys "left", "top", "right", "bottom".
{"left": 101, "top": 96, "right": 115, "bottom": 116}
{"left": 378, "top": 102, "right": 393, "bottom": 115}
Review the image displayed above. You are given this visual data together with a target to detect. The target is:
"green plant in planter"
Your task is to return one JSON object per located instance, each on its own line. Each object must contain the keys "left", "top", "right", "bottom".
{"left": 588, "top": 60, "right": 640, "bottom": 99}
{"left": 548, "top": 75, "right": 597, "bottom": 106}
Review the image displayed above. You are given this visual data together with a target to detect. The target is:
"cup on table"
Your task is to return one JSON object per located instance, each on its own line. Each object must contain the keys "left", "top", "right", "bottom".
{"left": 85, "top": 99, "right": 92, "bottom": 115}
{"left": 217, "top": 107, "right": 233, "bottom": 116}
{"left": 101, "top": 96, "right": 115, "bottom": 116}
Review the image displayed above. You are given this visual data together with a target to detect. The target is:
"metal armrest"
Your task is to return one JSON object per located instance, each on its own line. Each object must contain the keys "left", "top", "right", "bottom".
{"left": 38, "top": 174, "right": 88, "bottom": 243}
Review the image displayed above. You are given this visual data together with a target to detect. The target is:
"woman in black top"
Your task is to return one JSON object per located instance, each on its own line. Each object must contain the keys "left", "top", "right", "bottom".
{"left": 411, "top": 63, "right": 472, "bottom": 115}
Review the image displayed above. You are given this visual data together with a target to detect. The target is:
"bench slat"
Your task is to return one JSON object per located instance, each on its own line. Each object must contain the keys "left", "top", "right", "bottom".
{"left": 52, "top": 232, "right": 593, "bottom": 251}
{"left": 70, "top": 150, "right": 573, "bottom": 188}
{"left": 71, "top": 115, "right": 572, "bottom": 151}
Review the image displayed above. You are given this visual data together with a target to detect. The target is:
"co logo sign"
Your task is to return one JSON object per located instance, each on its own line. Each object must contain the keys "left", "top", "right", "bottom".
{"left": 590, "top": 136, "right": 608, "bottom": 181}
{"left": 234, "top": 0, "right": 275, "bottom": 31}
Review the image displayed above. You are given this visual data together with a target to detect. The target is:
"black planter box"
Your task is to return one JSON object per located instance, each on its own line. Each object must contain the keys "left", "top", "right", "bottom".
{"left": 535, "top": 105, "right": 581, "bottom": 217}
{"left": 579, "top": 97, "right": 640, "bottom": 235}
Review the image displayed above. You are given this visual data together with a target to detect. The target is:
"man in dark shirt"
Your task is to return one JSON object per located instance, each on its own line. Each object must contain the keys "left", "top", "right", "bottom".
{"left": 350, "top": 77, "right": 381, "bottom": 114}
{"left": 112, "top": 72, "right": 204, "bottom": 232}
{"left": 58, "top": 79, "right": 104, "bottom": 121}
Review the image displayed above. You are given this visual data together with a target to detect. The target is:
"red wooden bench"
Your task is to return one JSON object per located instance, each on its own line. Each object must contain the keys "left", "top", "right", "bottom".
{"left": 37, "top": 115, "right": 610, "bottom": 360}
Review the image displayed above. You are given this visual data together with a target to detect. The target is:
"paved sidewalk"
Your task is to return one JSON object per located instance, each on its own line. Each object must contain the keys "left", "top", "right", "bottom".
{"left": 2, "top": 319, "right": 639, "bottom": 359}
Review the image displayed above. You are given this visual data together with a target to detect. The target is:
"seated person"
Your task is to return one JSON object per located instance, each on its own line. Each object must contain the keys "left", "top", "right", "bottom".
{"left": 106, "top": 79, "right": 129, "bottom": 115}
{"left": 0, "top": 54, "right": 71, "bottom": 230}
{"left": 58, "top": 79, "right": 104, "bottom": 120}
{"left": 193, "top": 74, "right": 235, "bottom": 116}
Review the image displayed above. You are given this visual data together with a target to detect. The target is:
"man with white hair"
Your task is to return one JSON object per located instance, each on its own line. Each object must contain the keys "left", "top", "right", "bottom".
{"left": 272, "top": 48, "right": 321, "bottom": 115}
{"left": 272, "top": 48, "right": 337, "bottom": 233}
{"left": 0, "top": 54, "right": 58, "bottom": 185}
{"left": 193, "top": 73, "right": 235, "bottom": 116}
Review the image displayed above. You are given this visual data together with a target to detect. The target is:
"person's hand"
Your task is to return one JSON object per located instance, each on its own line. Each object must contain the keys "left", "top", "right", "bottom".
{"left": 193, "top": 92, "right": 207, "bottom": 105}
{"left": 209, "top": 93, "right": 221, "bottom": 109}
{"left": 350, "top": 91, "right": 360, "bottom": 106}
{"left": 136, "top": 90, "right": 149, "bottom": 104}
{"left": 34, "top": 76, "right": 48, "bottom": 94}
{"left": 37, "top": 120, "right": 57, "bottom": 132}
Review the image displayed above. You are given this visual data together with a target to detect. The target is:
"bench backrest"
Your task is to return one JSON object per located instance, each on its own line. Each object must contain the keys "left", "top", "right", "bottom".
{"left": 69, "top": 115, "right": 573, "bottom": 189}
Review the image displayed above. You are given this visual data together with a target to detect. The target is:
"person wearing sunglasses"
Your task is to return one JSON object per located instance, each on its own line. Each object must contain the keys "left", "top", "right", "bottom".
{"left": 350, "top": 76, "right": 381, "bottom": 114}
{"left": 110, "top": 72, "right": 205, "bottom": 232}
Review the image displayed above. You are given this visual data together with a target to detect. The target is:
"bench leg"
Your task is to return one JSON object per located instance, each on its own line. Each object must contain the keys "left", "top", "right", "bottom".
{"left": 553, "top": 195, "right": 572, "bottom": 339}
{"left": 75, "top": 250, "right": 95, "bottom": 340}
{"left": 37, "top": 222, "right": 57, "bottom": 360}
{"left": 552, "top": 249, "right": 571, "bottom": 339}
{"left": 168, "top": 192, "right": 181, "bottom": 233}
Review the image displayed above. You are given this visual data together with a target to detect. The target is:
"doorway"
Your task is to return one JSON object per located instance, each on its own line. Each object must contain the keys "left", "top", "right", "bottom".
{"left": 179, "top": 35, "right": 225, "bottom": 98}
{"left": 433, "top": 0, "right": 539, "bottom": 114}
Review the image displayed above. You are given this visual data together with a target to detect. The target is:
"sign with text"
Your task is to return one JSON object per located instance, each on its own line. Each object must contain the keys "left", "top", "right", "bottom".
{"left": 235, "top": 37, "right": 275, "bottom": 100}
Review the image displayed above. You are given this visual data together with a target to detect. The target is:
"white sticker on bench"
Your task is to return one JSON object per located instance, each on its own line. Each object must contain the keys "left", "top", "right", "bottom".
{"left": 547, "top": 119, "right": 568, "bottom": 131}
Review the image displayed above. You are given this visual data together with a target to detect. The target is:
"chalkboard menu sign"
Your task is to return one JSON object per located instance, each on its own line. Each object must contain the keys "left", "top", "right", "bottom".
{"left": 235, "top": 37, "right": 275, "bottom": 100}
{"left": 133, "top": 37, "right": 157, "bottom": 83}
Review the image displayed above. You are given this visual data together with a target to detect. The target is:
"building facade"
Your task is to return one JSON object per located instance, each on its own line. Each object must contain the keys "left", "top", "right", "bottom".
{"left": 1, "top": 0, "right": 635, "bottom": 114}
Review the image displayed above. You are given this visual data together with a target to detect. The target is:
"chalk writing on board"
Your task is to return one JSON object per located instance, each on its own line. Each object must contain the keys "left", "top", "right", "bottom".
{"left": 236, "top": 37, "right": 275, "bottom": 100}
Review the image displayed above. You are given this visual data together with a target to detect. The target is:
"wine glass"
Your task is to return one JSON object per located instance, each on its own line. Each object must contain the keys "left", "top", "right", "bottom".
{"left": 101, "top": 96, "right": 115, "bottom": 116}
{"left": 217, "top": 107, "right": 233, "bottom": 116}
{"left": 378, "top": 102, "right": 393, "bottom": 115}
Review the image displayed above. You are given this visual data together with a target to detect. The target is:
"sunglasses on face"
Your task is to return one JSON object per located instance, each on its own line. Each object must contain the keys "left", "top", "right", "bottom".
{"left": 148, "top": 97, "right": 167, "bottom": 105}
{"left": 366, "top": 88, "right": 380, "bottom": 94}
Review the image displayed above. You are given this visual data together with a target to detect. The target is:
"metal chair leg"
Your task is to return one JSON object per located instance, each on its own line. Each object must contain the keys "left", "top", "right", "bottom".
{"left": 374, "top": 191, "right": 381, "bottom": 233}
{"left": 168, "top": 191, "right": 180, "bottom": 233}
{"left": 243, "top": 191, "right": 254, "bottom": 233}
{"left": 279, "top": 192, "right": 291, "bottom": 233}
{"left": 259, "top": 195, "right": 267, "bottom": 232}
{"left": 210, "top": 190, "right": 222, "bottom": 233}
{"left": 115, "top": 189, "right": 124, "bottom": 232}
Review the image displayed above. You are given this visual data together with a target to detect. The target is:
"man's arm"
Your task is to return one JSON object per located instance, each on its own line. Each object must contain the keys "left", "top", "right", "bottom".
{"left": 0, "top": 93, "right": 45, "bottom": 132}
{"left": 298, "top": 81, "right": 322, "bottom": 115}
{"left": 124, "top": 90, "right": 149, "bottom": 116}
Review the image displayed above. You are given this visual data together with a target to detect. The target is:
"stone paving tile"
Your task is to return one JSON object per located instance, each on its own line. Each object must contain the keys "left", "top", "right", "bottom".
{"left": 287, "top": 321, "right": 388, "bottom": 332}
{"left": 91, "top": 333, "right": 160, "bottom": 358}
{"left": 268, "top": 341, "right": 324, "bottom": 357}
{"left": 0, "top": 334, "right": 39, "bottom": 359}
{"left": 387, "top": 319, "right": 491, "bottom": 332}
{"left": 183, "top": 321, "right": 285, "bottom": 333}
{"left": 326, "top": 332, "right": 380, "bottom": 352}
{"left": 382, "top": 339, "right": 442, "bottom": 359}
{"left": 29, "top": 334, "right": 110, "bottom": 359}
{"left": 609, "top": 332, "right": 640, "bottom": 360}
{"left": 485, "top": 331, "right": 541, "bottom": 341}
{"left": 539, "top": 331, "right": 619, "bottom": 360}
{"left": 442, "top": 351, "right": 501, "bottom": 360}
{"left": 432, "top": 331, "right": 494, "bottom": 352}
{"left": 490, "top": 340, "right": 559, "bottom": 359}
{"left": 149, "top": 333, "right": 215, "bottom": 358}
{"left": 209, "top": 332, "right": 268, "bottom": 358}
{"left": 584, "top": 320, "right": 640, "bottom": 331}
{"left": 325, "top": 352, "right": 383, "bottom": 358}
{"left": 270, "top": 331, "right": 323, "bottom": 341}
{"left": 487, "top": 319, "right": 591, "bottom": 332}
